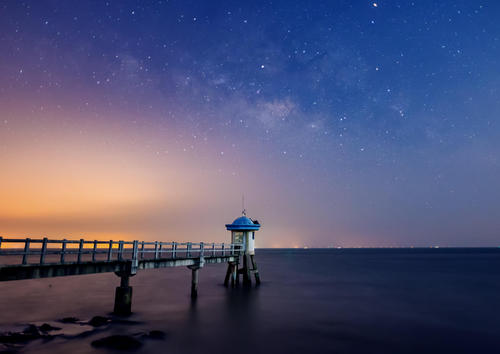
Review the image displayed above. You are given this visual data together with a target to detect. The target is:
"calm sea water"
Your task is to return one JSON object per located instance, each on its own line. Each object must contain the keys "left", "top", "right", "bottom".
{"left": 1, "top": 248, "right": 500, "bottom": 353}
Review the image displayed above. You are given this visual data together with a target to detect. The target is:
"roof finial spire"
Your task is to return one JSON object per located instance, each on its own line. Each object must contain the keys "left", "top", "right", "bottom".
{"left": 242, "top": 194, "right": 246, "bottom": 216}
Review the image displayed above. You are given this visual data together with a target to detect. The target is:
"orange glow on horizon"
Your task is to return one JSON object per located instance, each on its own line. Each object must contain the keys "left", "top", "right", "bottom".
{"left": 0, "top": 111, "right": 329, "bottom": 248}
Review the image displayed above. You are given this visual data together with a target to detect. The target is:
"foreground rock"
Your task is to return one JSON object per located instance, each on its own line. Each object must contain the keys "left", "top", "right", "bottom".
{"left": 143, "top": 330, "right": 166, "bottom": 340}
{"left": 0, "top": 325, "right": 43, "bottom": 344}
{"left": 39, "top": 323, "right": 61, "bottom": 332}
{"left": 0, "top": 315, "right": 166, "bottom": 352}
{"left": 88, "top": 316, "right": 110, "bottom": 327}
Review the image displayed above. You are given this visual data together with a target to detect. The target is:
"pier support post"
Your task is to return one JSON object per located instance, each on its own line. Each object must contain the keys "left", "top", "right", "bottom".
{"left": 233, "top": 262, "right": 239, "bottom": 287}
{"left": 114, "top": 272, "right": 133, "bottom": 315}
{"left": 224, "top": 262, "right": 239, "bottom": 288}
{"left": 226, "top": 256, "right": 260, "bottom": 288}
{"left": 224, "top": 263, "right": 232, "bottom": 287}
{"left": 251, "top": 255, "right": 260, "bottom": 285}
{"left": 190, "top": 267, "right": 199, "bottom": 299}
{"left": 242, "top": 254, "right": 252, "bottom": 286}
{"left": 188, "top": 257, "right": 204, "bottom": 299}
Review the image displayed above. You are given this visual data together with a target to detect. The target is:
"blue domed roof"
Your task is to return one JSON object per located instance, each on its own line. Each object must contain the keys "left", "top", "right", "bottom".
{"left": 226, "top": 215, "right": 261, "bottom": 231}
{"left": 233, "top": 216, "right": 254, "bottom": 225}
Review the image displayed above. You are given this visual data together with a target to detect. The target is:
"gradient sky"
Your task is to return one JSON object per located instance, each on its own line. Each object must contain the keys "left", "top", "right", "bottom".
{"left": 1, "top": 1, "right": 499, "bottom": 247}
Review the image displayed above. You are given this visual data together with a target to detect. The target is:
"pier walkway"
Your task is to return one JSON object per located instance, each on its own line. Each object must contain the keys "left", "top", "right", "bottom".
{"left": 0, "top": 237, "right": 243, "bottom": 314}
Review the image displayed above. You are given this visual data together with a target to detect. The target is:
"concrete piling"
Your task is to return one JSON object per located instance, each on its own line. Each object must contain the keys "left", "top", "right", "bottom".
{"left": 225, "top": 262, "right": 239, "bottom": 288}
{"left": 224, "top": 263, "right": 232, "bottom": 287}
{"left": 188, "top": 257, "right": 204, "bottom": 299}
{"left": 251, "top": 255, "right": 260, "bottom": 285}
{"left": 233, "top": 263, "right": 238, "bottom": 287}
{"left": 114, "top": 272, "right": 133, "bottom": 315}
{"left": 242, "top": 255, "right": 252, "bottom": 286}
{"left": 190, "top": 267, "right": 199, "bottom": 299}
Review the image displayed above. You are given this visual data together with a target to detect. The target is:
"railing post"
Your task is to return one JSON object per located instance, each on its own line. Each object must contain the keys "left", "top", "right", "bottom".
{"left": 159, "top": 242, "right": 163, "bottom": 258}
{"left": 172, "top": 242, "right": 177, "bottom": 259}
{"left": 140, "top": 241, "right": 145, "bottom": 259}
{"left": 118, "top": 241, "right": 124, "bottom": 261}
{"left": 0, "top": 236, "right": 2, "bottom": 251}
{"left": 154, "top": 241, "right": 159, "bottom": 260}
{"left": 77, "top": 239, "right": 84, "bottom": 263}
{"left": 212, "top": 242, "right": 216, "bottom": 257}
{"left": 61, "top": 239, "right": 67, "bottom": 264}
{"left": 107, "top": 240, "right": 113, "bottom": 261}
{"left": 200, "top": 242, "right": 204, "bottom": 257}
{"left": 92, "top": 240, "right": 98, "bottom": 262}
{"left": 187, "top": 242, "right": 192, "bottom": 258}
{"left": 40, "top": 237, "right": 48, "bottom": 264}
{"left": 22, "top": 238, "right": 31, "bottom": 265}
{"left": 131, "top": 240, "right": 139, "bottom": 274}
{"left": 222, "top": 243, "right": 225, "bottom": 257}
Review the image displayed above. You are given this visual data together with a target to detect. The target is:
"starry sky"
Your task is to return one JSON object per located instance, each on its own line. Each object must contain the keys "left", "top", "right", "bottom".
{"left": 1, "top": 1, "right": 499, "bottom": 247}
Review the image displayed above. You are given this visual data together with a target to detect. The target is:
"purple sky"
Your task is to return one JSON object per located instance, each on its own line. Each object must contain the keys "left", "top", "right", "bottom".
{"left": 1, "top": 1, "right": 499, "bottom": 247}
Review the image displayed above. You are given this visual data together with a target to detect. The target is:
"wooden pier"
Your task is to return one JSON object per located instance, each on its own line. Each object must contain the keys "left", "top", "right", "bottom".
{"left": 0, "top": 237, "right": 244, "bottom": 315}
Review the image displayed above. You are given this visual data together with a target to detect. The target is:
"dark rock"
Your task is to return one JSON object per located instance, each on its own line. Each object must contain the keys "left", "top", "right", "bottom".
{"left": 91, "top": 335, "right": 142, "bottom": 351}
{"left": 59, "top": 317, "right": 79, "bottom": 324}
{"left": 39, "top": 323, "right": 61, "bottom": 332}
{"left": 0, "top": 325, "right": 42, "bottom": 344}
{"left": 22, "top": 325, "right": 39, "bottom": 337}
{"left": 88, "top": 316, "right": 110, "bottom": 327}
{"left": 144, "top": 330, "right": 166, "bottom": 340}
{"left": 0, "top": 324, "right": 58, "bottom": 348}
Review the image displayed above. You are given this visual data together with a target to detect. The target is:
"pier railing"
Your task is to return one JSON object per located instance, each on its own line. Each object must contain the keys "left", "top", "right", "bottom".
{"left": 0, "top": 237, "right": 243, "bottom": 266}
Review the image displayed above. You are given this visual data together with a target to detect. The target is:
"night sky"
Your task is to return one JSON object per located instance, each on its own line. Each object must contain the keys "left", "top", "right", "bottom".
{"left": 1, "top": 1, "right": 499, "bottom": 247}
